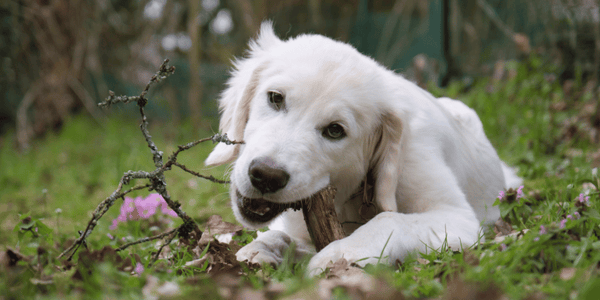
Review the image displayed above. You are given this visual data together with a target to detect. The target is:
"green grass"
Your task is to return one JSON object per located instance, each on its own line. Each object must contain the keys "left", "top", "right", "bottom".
{"left": 1, "top": 56, "right": 600, "bottom": 299}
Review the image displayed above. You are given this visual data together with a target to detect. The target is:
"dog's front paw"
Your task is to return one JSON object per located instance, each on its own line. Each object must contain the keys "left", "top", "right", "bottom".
{"left": 306, "top": 239, "right": 381, "bottom": 277}
{"left": 236, "top": 230, "right": 293, "bottom": 265}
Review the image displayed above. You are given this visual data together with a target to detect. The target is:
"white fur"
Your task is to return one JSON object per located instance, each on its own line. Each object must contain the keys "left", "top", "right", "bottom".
{"left": 205, "top": 22, "right": 521, "bottom": 276}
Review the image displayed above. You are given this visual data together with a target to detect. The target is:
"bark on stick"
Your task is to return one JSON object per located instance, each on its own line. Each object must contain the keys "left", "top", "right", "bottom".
{"left": 301, "top": 186, "right": 345, "bottom": 251}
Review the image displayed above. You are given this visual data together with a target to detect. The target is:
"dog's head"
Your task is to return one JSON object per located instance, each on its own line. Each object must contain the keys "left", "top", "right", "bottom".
{"left": 206, "top": 22, "right": 406, "bottom": 228}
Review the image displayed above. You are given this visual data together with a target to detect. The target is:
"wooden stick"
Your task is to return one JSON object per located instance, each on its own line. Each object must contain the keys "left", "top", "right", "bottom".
{"left": 301, "top": 186, "right": 345, "bottom": 251}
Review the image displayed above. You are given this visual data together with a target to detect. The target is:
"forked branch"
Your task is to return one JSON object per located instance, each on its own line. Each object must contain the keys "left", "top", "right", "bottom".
{"left": 58, "top": 59, "right": 242, "bottom": 261}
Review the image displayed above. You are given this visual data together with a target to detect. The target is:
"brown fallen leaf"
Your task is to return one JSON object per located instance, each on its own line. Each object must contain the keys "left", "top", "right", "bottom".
{"left": 494, "top": 218, "right": 513, "bottom": 237}
{"left": 443, "top": 277, "right": 504, "bottom": 300}
{"left": 199, "top": 215, "right": 243, "bottom": 246}
{"left": 188, "top": 239, "right": 248, "bottom": 275}
{"left": 494, "top": 229, "right": 530, "bottom": 243}
{"left": 72, "top": 246, "right": 140, "bottom": 280}
{"left": 142, "top": 275, "right": 181, "bottom": 300}
{"left": 317, "top": 258, "right": 377, "bottom": 299}
{"left": 1, "top": 247, "right": 31, "bottom": 268}
{"left": 559, "top": 267, "right": 576, "bottom": 281}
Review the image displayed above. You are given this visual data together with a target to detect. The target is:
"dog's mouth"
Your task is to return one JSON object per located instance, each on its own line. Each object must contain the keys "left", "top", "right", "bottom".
{"left": 236, "top": 190, "right": 305, "bottom": 223}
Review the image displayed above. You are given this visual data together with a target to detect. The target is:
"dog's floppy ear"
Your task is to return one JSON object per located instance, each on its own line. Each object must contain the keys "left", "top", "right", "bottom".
{"left": 205, "top": 22, "right": 280, "bottom": 166}
{"left": 368, "top": 111, "right": 405, "bottom": 212}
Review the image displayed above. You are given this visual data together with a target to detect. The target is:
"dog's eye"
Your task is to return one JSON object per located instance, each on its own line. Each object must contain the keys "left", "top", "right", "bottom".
{"left": 268, "top": 91, "right": 284, "bottom": 110}
{"left": 323, "top": 123, "right": 346, "bottom": 140}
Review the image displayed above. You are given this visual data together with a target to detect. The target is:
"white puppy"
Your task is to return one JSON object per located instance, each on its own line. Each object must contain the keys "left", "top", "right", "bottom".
{"left": 205, "top": 22, "right": 521, "bottom": 276}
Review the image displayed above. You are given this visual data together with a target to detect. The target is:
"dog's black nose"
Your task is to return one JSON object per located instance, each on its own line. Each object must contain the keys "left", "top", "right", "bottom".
{"left": 248, "top": 157, "right": 290, "bottom": 194}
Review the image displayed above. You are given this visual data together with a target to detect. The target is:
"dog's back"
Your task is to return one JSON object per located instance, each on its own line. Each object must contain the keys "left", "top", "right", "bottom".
{"left": 436, "top": 97, "right": 519, "bottom": 225}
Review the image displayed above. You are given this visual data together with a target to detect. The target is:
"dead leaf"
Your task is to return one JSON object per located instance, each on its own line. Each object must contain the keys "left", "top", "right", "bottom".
{"left": 494, "top": 229, "right": 529, "bottom": 243}
{"left": 494, "top": 218, "right": 513, "bottom": 237}
{"left": 560, "top": 267, "right": 576, "bottom": 281}
{"left": 444, "top": 277, "right": 504, "bottom": 300}
{"left": 208, "top": 271, "right": 270, "bottom": 300}
{"left": 316, "top": 258, "right": 397, "bottom": 300}
{"left": 142, "top": 275, "right": 181, "bottom": 300}
{"left": 1, "top": 247, "right": 30, "bottom": 268}
{"left": 492, "top": 60, "right": 505, "bottom": 82}
{"left": 325, "top": 258, "right": 363, "bottom": 279}
{"left": 512, "top": 33, "right": 531, "bottom": 54}
{"left": 463, "top": 250, "right": 480, "bottom": 266}
{"left": 72, "top": 246, "right": 140, "bottom": 280}
{"left": 30, "top": 277, "right": 54, "bottom": 285}
{"left": 199, "top": 215, "right": 243, "bottom": 246}
{"left": 157, "top": 281, "right": 180, "bottom": 297}
{"left": 234, "top": 287, "right": 267, "bottom": 300}
{"left": 142, "top": 275, "right": 160, "bottom": 300}
{"left": 184, "top": 256, "right": 208, "bottom": 269}
{"left": 187, "top": 240, "right": 245, "bottom": 275}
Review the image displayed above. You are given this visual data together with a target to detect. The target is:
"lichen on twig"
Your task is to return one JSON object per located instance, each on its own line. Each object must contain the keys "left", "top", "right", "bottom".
{"left": 57, "top": 59, "right": 242, "bottom": 262}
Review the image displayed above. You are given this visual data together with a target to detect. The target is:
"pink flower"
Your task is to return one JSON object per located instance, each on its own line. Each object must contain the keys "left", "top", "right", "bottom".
{"left": 577, "top": 193, "right": 591, "bottom": 206}
{"left": 110, "top": 193, "right": 177, "bottom": 230}
{"left": 559, "top": 219, "right": 567, "bottom": 229}
{"left": 497, "top": 191, "right": 505, "bottom": 201}
{"left": 134, "top": 196, "right": 158, "bottom": 219}
{"left": 134, "top": 262, "right": 144, "bottom": 275}
{"left": 539, "top": 225, "right": 546, "bottom": 235}
{"left": 567, "top": 214, "right": 573, "bottom": 220}
{"left": 534, "top": 237, "right": 540, "bottom": 242}
{"left": 145, "top": 193, "right": 178, "bottom": 217}
{"left": 516, "top": 186, "right": 524, "bottom": 201}
{"left": 574, "top": 212, "right": 581, "bottom": 219}
{"left": 107, "top": 233, "right": 114, "bottom": 240}
{"left": 500, "top": 243, "right": 507, "bottom": 251}
{"left": 110, "top": 219, "right": 118, "bottom": 230}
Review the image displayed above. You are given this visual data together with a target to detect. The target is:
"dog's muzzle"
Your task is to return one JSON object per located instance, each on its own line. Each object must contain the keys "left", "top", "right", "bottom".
{"left": 236, "top": 190, "right": 304, "bottom": 223}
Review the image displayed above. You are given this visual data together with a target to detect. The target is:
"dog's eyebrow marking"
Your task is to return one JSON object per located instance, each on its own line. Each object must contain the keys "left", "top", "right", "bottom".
{"left": 233, "top": 62, "right": 269, "bottom": 142}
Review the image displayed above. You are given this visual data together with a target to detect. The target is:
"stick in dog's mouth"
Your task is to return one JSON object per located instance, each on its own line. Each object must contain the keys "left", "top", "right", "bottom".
{"left": 237, "top": 186, "right": 345, "bottom": 251}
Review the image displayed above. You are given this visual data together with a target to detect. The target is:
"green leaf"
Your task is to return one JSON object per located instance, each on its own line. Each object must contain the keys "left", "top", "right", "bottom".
{"left": 19, "top": 221, "right": 35, "bottom": 231}
{"left": 499, "top": 202, "right": 519, "bottom": 219}
{"left": 19, "top": 212, "right": 32, "bottom": 220}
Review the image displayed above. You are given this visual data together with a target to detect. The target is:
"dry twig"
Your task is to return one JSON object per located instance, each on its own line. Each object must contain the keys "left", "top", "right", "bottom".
{"left": 57, "top": 59, "right": 242, "bottom": 261}
{"left": 302, "top": 186, "right": 346, "bottom": 251}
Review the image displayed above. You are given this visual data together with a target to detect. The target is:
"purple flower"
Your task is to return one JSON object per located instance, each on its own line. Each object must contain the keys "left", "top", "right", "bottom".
{"left": 497, "top": 191, "right": 506, "bottom": 201}
{"left": 134, "top": 262, "right": 144, "bottom": 275}
{"left": 516, "top": 185, "right": 525, "bottom": 200}
{"left": 500, "top": 243, "right": 507, "bottom": 251}
{"left": 110, "top": 219, "right": 119, "bottom": 230}
{"left": 534, "top": 237, "right": 540, "bottom": 242}
{"left": 150, "top": 193, "right": 178, "bottom": 217}
{"left": 559, "top": 219, "right": 567, "bottom": 229}
{"left": 577, "top": 193, "right": 591, "bottom": 206}
{"left": 539, "top": 225, "right": 547, "bottom": 235}
{"left": 567, "top": 214, "right": 573, "bottom": 220}
{"left": 574, "top": 212, "right": 581, "bottom": 219}
{"left": 134, "top": 196, "right": 158, "bottom": 219}
{"left": 107, "top": 233, "right": 114, "bottom": 240}
{"left": 110, "top": 193, "right": 177, "bottom": 230}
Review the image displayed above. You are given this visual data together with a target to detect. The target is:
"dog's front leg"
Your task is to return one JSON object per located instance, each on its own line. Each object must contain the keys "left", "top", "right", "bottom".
{"left": 236, "top": 230, "right": 294, "bottom": 265}
{"left": 306, "top": 208, "right": 480, "bottom": 276}
{"left": 236, "top": 211, "right": 314, "bottom": 265}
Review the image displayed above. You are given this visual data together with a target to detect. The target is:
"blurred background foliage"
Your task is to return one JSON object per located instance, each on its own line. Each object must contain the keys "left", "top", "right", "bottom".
{"left": 0, "top": 0, "right": 599, "bottom": 150}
